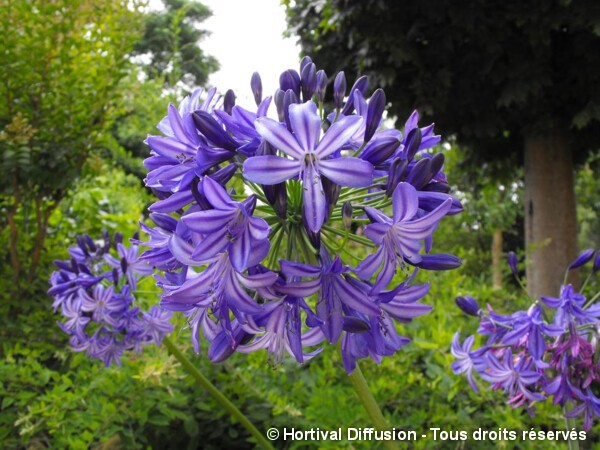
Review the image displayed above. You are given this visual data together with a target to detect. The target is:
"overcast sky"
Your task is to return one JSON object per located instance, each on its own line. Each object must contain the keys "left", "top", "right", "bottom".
{"left": 200, "top": 0, "right": 301, "bottom": 107}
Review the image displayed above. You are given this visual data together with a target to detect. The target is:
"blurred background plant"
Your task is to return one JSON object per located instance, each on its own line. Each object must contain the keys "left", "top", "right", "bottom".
{"left": 1, "top": 0, "right": 599, "bottom": 448}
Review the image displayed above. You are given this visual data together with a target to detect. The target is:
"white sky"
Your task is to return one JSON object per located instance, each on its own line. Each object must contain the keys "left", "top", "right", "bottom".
{"left": 200, "top": 0, "right": 301, "bottom": 107}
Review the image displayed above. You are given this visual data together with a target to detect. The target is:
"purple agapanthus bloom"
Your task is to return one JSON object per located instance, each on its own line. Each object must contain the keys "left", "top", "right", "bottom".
{"left": 243, "top": 101, "right": 374, "bottom": 231}
{"left": 542, "top": 284, "right": 600, "bottom": 327}
{"left": 450, "top": 333, "right": 483, "bottom": 392}
{"left": 565, "top": 388, "right": 600, "bottom": 431}
{"left": 356, "top": 182, "right": 452, "bottom": 292}
{"left": 280, "top": 251, "right": 381, "bottom": 343}
{"left": 181, "top": 177, "right": 271, "bottom": 271}
{"left": 49, "top": 233, "right": 174, "bottom": 366}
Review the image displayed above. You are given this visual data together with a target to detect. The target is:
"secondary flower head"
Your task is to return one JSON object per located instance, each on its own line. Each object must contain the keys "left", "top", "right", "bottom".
{"left": 49, "top": 233, "right": 173, "bottom": 366}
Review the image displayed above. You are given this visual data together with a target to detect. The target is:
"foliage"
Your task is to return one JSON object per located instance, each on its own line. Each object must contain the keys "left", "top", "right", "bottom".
{"left": 132, "top": 0, "right": 219, "bottom": 88}
{"left": 0, "top": 0, "right": 144, "bottom": 288}
{"left": 284, "top": 0, "right": 600, "bottom": 162}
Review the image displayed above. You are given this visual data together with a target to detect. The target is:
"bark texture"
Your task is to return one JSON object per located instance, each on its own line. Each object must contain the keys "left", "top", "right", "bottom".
{"left": 524, "top": 130, "right": 577, "bottom": 299}
{"left": 492, "top": 228, "right": 503, "bottom": 289}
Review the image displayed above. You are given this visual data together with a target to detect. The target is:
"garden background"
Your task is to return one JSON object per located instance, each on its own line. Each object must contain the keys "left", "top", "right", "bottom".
{"left": 1, "top": 0, "right": 599, "bottom": 448}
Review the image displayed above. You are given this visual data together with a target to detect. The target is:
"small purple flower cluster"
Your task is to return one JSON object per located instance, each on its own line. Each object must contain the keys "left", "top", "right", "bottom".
{"left": 452, "top": 250, "right": 600, "bottom": 430}
{"left": 48, "top": 232, "right": 173, "bottom": 366}
{"left": 141, "top": 57, "right": 462, "bottom": 373}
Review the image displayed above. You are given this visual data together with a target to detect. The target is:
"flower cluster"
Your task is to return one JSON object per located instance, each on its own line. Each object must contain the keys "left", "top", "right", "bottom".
{"left": 452, "top": 250, "right": 600, "bottom": 429}
{"left": 141, "top": 56, "right": 462, "bottom": 373}
{"left": 49, "top": 232, "right": 173, "bottom": 366}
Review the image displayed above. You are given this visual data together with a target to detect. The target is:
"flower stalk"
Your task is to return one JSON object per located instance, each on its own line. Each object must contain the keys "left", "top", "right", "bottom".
{"left": 163, "top": 336, "right": 275, "bottom": 450}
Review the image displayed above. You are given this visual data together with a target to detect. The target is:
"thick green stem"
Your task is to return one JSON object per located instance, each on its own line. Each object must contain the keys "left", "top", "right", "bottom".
{"left": 163, "top": 336, "right": 275, "bottom": 450}
{"left": 348, "top": 364, "right": 399, "bottom": 450}
{"left": 563, "top": 406, "right": 580, "bottom": 450}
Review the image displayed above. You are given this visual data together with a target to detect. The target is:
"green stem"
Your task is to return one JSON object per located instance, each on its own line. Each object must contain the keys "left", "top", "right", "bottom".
{"left": 322, "top": 225, "right": 375, "bottom": 247}
{"left": 563, "top": 405, "right": 580, "bottom": 450}
{"left": 348, "top": 364, "right": 399, "bottom": 450}
{"left": 163, "top": 336, "right": 275, "bottom": 450}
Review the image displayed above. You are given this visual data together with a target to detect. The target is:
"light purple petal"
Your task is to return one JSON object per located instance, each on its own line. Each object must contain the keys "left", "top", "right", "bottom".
{"left": 392, "top": 182, "right": 419, "bottom": 223}
{"left": 315, "top": 115, "right": 363, "bottom": 158}
{"left": 255, "top": 117, "right": 305, "bottom": 159}
{"left": 318, "top": 158, "right": 373, "bottom": 187}
{"left": 363, "top": 223, "right": 390, "bottom": 245}
{"left": 288, "top": 102, "right": 321, "bottom": 152}
{"left": 243, "top": 155, "right": 300, "bottom": 184}
{"left": 302, "top": 164, "right": 327, "bottom": 232}
{"left": 182, "top": 209, "right": 237, "bottom": 234}
{"left": 202, "top": 176, "right": 235, "bottom": 209}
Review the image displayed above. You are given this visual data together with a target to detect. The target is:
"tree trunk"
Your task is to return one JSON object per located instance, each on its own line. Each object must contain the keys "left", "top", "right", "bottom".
{"left": 491, "top": 228, "right": 503, "bottom": 289}
{"left": 524, "top": 130, "right": 577, "bottom": 299}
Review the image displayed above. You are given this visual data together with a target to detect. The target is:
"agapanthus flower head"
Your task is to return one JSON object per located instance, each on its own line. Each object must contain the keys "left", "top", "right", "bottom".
{"left": 139, "top": 57, "right": 461, "bottom": 373}
{"left": 452, "top": 248, "right": 600, "bottom": 430}
{"left": 49, "top": 233, "right": 173, "bottom": 366}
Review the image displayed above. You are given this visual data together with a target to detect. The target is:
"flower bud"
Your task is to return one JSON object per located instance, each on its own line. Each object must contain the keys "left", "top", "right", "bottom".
{"left": 223, "top": 89, "right": 236, "bottom": 114}
{"left": 341, "top": 75, "right": 369, "bottom": 116}
{"left": 404, "top": 127, "right": 422, "bottom": 161}
{"left": 360, "top": 134, "right": 401, "bottom": 166}
{"left": 315, "top": 70, "right": 327, "bottom": 103}
{"left": 455, "top": 295, "right": 481, "bottom": 316}
{"left": 342, "top": 201, "right": 353, "bottom": 229}
{"left": 333, "top": 71, "right": 346, "bottom": 109}
{"left": 279, "top": 69, "right": 300, "bottom": 97}
{"left": 568, "top": 248, "right": 595, "bottom": 270}
{"left": 192, "top": 111, "right": 237, "bottom": 151}
{"left": 250, "top": 72, "right": 262, "bottom": 106}
{"left": 415, "top": 254, "right": 462, "bottom": 270}
{"left": 405, "top": 158, "right": 433, "bottom": 190}
{"left": 274, "top": 89, "right": 285, "bottom": 122}
{"left": 386, "top": 157, "right": 408, "bottom": 196}
{"left": 299, "top": 55, "right": 313, "bottom": 73}
{"left": 283, "top": 89, "right": 299, "bottom": 131}
{"left": 364, "top": 88, "right": 386, "bottom": 143}
{"left": 593, "top": 251, "right": 600, "bottom": 274}
{"left": 300, "top": 62, "right": 317, "bottom": 102}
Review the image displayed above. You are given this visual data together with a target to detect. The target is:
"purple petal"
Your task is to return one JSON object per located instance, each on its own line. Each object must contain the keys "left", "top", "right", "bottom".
{"left": 302, "top": 164, "right": 327, "bottom": 232}
{"left": 288, "top": 102, "right": 321, "bottom": 152}
{"left": 392, "top": 182, "right": 419, "bottom": 223}
{"left": 182, "top": 209, "right": 237, "bottom": 234}
{"left": 280, "top": 260, "right": 321, "bottom": 277}
{"left": 243, "top": 155, "right": 300, "bottom": 184}
{"left": 318, "top": 158, "right": 373, "bottom": 188}
{"left": 202, "top": 177, "right": 235, "bottom": 209}
{"left": 255, "top": 117, "right": 305, "bottom": 159}
{"left": 315, "top": 115, "right": 363, "bottom": 158}
{"left": 363, "top": 223, "right": 389, "bottom": 244}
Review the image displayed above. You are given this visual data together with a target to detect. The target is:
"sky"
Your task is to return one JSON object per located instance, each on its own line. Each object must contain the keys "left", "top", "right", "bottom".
{"left": 199, "top": 0, "right": 302, "bottom": 107}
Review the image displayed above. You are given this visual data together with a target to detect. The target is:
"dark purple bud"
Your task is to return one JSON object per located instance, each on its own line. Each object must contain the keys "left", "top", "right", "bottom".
{"left": 211, "top": 163, "right": 237, "bottom": 186}
{"left": 150, "top": 213, "right": 178, "bottom": 232}
{"left": 112, "top": 268, "right": 120, "bottom": 286}
{"left": 342, "top": 316, "right": 371, "bottom": 333}
{"left": 404, "top": 127, "right": 422, "bottom": 161}
{"left": 429, "top": 153, "right": 445, "bottom": 177}
{"left": 193, "top": 111, "right": 238, "bottom": 151}
{"left": 223, "top": 89, "right": 236, "bottom": 115}
{"left": 333, "top": 71, "right": 346, "bottom": 109}
{"left": 360, "top": 135, "right": 401, "bottom": 165}
{"left": 300, "top": 62, "right": 317, "bottom": 102}
{"left": 315, "top": 70, "right": 327, "bottom": 103}
{"left": 342, "top": 201, "right": 353, "bottom": 229}
{"left": 272, "top": 183, "right": 288, "bottom": 219}
{"left": 84, "top": 235, "right": 96, "bottom": 252}
{"left": 283, "top": 89, "right": 299, "bottom": 131}
{"left": 132, "top": 231, "right": 139, "bottom": 241}
{"left": 414, "top": 254, "right": 461, "bottom": 270}
{"left": 421, "top": 182, "right": 451, "bottom": 193}
{"left": 279, "top": 69, "right": 301, "bottom": 96}
{"left": 364, "top": 88, "right": 386, "bottom": 143}
{"left": 322, "top": 176, "right": 341, "bottom": 210}
{"left": 250, "top": 72, "right": 262, "bottom": 106}
{"left": 77, "top": 236, "right": 89, "bottom": 256}
{"left": 299, "top": 55, "right": 313, "bottom": 73}
{"left": 405, "top": 158, "right": 433, "bottom": 190}
{"left": 568, "top": 249, "right": 595, "bottom": 270}
{"left": 455, "top": 295, "right": 481, "bottom": 316}
{"left": 54, "top": 260, "right": 72, "bottom": 271}
{"left": 114, "top": 232, "right": 123, "bottom": 247}
{"left": 386, "top": 158, "right": 408, "bottom": 196}
{"left": 302, "top": 216, "right": 321, "bottom": 250}
{"left": 120, "top": 257, "right": 128, "bottom": 275}
{"left": 274, "top": 89, "right": 285, "bottom": 122}
{"left": 102, "top": 230, "right": 110, "bottom": 250}
{"left": 507, "top": 251, "right": 519, "bottom": 277}
{"left": 593, "top": 251, "right": 600, "bottom": 274}
{"left": 341, "top": 75, "right": 369, "bottom": 115}
{"left": 417, "top": 191, "right": 463, "bottom": 215}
